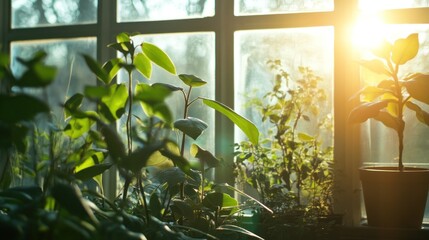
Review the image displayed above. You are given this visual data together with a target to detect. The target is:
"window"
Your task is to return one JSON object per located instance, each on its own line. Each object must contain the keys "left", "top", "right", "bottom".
{"left": 2, "top": 0, "right": 429, "bottom": 226}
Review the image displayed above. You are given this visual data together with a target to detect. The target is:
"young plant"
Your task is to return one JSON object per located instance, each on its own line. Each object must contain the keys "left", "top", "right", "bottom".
{"left": 235, "top": 61, "right": 334, "bottom": 216}
{"left": 349, "top": 33, "right": 429, "bottom": 171}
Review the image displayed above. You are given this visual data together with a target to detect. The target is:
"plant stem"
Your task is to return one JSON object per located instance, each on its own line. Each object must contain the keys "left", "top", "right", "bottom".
{"left": 126, "top": 70, "right": 133, "bottom": 155}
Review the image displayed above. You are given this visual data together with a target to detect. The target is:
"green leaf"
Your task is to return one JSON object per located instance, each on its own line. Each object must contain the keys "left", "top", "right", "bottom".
{"left": 0, "top": 95, "right": 49, "bottom": 124}
{"left": 202, "top": 98, "right": 259, "bottom": 145}
{"left": 120, "top": 142, "right": 164, "bottom": 173}
{"left": 142, "top": 42, "right": 176, "bottom": 75}
{"left": 297, "top": 132, "right": 314, "bottom": 141}
{"left": 102, "top": 58, "right": 122, "bottom": 84}
{"left": 15, "top": 51, "right": 57, "bottom": 88}
{"left": 202, "top": 192, "right": 238, "bottom": 211}
{"left": 171, "top": 199, "right": 195, "bottom": 220}
{"left": 374, "top": 111, "right": 401, "bottom": 131}
{"left": 64, "top": 116, "right": 95, "bottom": 139}
{"left": 100, "top": 84, "right": 128, "bottom": 121}
{"left": 75, "top": 162, "right": 112, "bottom": 191}
{"left": 159, "top": 148, "right": 193, "bottom": 176}
{"left": 84, "top": 86, "right": 110, "bottom": 99}
{"left": 359, "top": 86, "right": 392, "bottom": 102}
{"left": 360, "top": 59, "right": 390, "bottom": 76}
{"left": 152, "top": 82, "right": 182, "bottom": 92}
{"left": 392, "top": 33, "right": 419, "bottom": 65}
{"left": 134, "top": 83, "right": 172, "bottom": 103}
{"left": 348, "top": 100, "right": 389, "bottom": 124}
{"left": 404, "top": 73, "right": 429, "bottom": 105}
{"left": 134, "top": 53, "right": 152, "bottom": 79}
{"left": 135, "top": 83, "right": 173, "bottom": 123}
{"left": 116, "top": 32, "right": 131, "bottom": 43}
{"left": 64, "top": 93, "right": 84, "bottom": 119}
{"left": 178, "top": 74, "right": 207, "bottom": 87}
{"left": 174, "top": 117, "right": 208, "bottom": 140}
{"left": 190, "top": 144, "right": 220, "bottom": 168}
{"left": 82, "top": 54, "right": 109, "bottom": 84}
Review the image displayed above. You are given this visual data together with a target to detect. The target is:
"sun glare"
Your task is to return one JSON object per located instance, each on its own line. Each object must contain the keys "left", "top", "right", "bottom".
{"left": 352, "top": 11, "right": 386, "bottom": 52}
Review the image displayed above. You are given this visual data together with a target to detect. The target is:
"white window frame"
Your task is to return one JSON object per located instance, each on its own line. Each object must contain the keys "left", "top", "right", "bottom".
{"left": 2, "top": 0, "right": 429, "bottom": 226}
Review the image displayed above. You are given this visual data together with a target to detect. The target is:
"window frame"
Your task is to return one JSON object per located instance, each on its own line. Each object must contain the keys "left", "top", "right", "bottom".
{"left": 2, "top": 0, "right": 429, "bottom": 226}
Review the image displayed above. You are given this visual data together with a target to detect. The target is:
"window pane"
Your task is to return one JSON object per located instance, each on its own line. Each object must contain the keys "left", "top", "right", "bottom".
{"left": 358, "top": 25, "right": 429, "bottom": 222}
{"left": 359, "top": 0, "right": 429, "bottom": 10}
{"left": 118, "top": 33, "right": 216, "bottom": 155}
{"left": 235, "top": 27, "right": 334, "bottom": 143}
{"left": 117, "top": 0, "right": 215, "bottom": 22}
{"left": 235, "top": 0, "right": 334, "bottom": 15}
{"left": 11, "top": 38, "right": 97, "bottom": 119}
{"left": 12, "top": 0, "right": 97, "bottom": 28}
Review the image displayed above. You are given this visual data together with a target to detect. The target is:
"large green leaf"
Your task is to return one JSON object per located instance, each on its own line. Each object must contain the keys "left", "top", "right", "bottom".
{"left": 0, "top": 95, "right": 49, "bottom": 124}
{"left": 134, "top": 53, "right": 152, "bottom": 79}
{"left": 174, "top": 117, "right": 208, "bottom": 140}
{"left": 100, "top": 84, "right": 128, "bottom": 121}
{"left": 98, "top": 122, "right": 126, "bottom": 163}
{"left": 142, "top": 42, "right": 176, "bottom": 75}
{"left": 178, "top": 74, "right": 207, "bottom": 87}
{"left": 202, "top": 98, "right": 259, "bottom": 145}
{"left": 374, "top": 111, "right": 401, "bottom": 131}
{"left": 149, "top": 193, "right": 162, "bottom": 219}
{"left": 202, "top": 192, "right": 238, "bottom": 211}
{"left": 135, "top": 83, "right": 173, "bottom": 123}
{"left": 391, "top": 33, "right": 419, "bottom": 65}
{"left": 404, "top": 73, "right": 429, "bottom": 105}
{"left": 348, "top": 100, "right": 389, "bottom": 124}
{"left": 102, "top": 58, "right": 122, "bottom": 84}
{"left": 190, "top": 144, "right": 220, "bottom": 168}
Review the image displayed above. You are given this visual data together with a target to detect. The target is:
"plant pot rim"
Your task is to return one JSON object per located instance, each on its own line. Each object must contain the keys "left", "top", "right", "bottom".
{"left": 360, "top": 166, "right": 429, "bottom": 173}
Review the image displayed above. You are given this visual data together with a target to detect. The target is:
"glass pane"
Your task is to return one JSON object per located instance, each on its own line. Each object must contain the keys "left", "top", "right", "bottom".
{"left": 118, "top": 33, "right": 216, "bottom": 156}
{"left": 11, "top": 38, "right": 97, "bottom": 120}
{"left": 359, "top": 0, "right": 429, "bottom": 10}
{"left": 12, "top": 0, "right": 97, "bottom": 28}
{"left": 358, "top": 25, "right": 429, "bottom": 222}
{"left": 235, "top": 0, "right": 334, "bottom": 15}
{"left": 235, "top": 27, "right": 334, "bottom": 142}
{"left": 117, "top": 0, "right": 215, "bottom": 22}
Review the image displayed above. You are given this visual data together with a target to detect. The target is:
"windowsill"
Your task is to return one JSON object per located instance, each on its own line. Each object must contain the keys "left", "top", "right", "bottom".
{"left": 336, "top": 225, "right": 429, "bottom": 240}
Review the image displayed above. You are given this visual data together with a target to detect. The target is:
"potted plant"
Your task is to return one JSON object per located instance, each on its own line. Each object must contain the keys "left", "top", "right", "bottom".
{"left": 349, "top": 33, "right": 429, "bottom": 228}
{"left": 234, "top": 61, "right": 338, "bottom": 239}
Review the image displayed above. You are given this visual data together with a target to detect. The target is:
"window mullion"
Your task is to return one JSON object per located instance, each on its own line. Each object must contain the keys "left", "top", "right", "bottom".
{"left": 333, "top": 0, "right": 362, "bottom": 227}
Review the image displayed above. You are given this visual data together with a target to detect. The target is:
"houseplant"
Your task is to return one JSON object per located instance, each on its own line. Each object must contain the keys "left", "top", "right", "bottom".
{"left": 349, "top": 33, "right": 429, "bottom": 228}
{"left": 234, "top": 61, "right": 337, "bottom": 239}
{"left": 0, "top": 32, "right": 266, "bottom": 239}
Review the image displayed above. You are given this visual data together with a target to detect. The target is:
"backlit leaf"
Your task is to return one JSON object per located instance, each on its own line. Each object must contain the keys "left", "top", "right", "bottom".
{"left": 174, "top": 117, "right": 208, "bottom": 140}
{"left": 392, "top": 33, "right": 419, "bottom": 65}
{"left": 178, "top": 74, "right": 207, "bottom": 87}
{"left": 404, "top": 73, "right": 429, "bottom": 104}
{"left": 142, "top": 42, "right": 176, "bottom": 75}
{"left": 202, "top": 98, "right": 259, "bottom": 145}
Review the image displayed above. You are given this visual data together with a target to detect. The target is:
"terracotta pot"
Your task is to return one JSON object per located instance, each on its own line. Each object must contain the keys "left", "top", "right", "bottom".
{"left": 360, "top": 167, "right": 429, "bottom": 229}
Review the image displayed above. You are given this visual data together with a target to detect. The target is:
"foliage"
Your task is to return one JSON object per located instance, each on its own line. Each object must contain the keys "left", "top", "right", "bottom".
{"left": 349, "top": 33, "right": 429, "bottom": 170}
{"left": 234, "top": 61, "right": 334, "bottom": 220}
{"left": 0, "top": 32, "right": 263, "bottom": 240}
